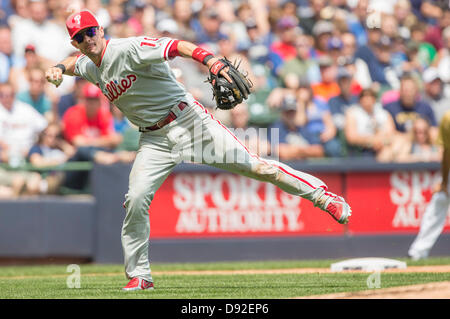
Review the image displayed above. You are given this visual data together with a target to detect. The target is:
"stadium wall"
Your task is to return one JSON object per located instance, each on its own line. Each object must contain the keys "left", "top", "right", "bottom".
{"left": 1, "top": 159, "right": 450, "bottom": 263}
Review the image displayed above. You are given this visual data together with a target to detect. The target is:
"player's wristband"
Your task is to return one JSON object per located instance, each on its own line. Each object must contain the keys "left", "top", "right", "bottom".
{"left": 203, "top": 54, "right": 214, "bottom": 65}
{"left": 192, "top": 47, "right": 214, "bottom": 65}
{"left": 55, "top": 64, "right": 66, "bottom": 74}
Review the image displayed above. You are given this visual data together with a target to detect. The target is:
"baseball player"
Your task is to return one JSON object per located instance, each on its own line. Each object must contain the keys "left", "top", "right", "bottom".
{"left": 408, "top": 110, "right": 450, "bottom": 260}
{"left": 45, "top": 10, "right": 351, "bottom": 291}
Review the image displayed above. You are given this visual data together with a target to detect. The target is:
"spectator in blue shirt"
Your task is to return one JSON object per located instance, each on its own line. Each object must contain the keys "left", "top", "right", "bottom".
{"left": 347, "top": 0, "right": 370, "bottom": 46}
{"left": 0, "top": 0, "right": 14, "bottom": 25}
{"left": 193, "top": 8, "right": 227, "bottom": 53}
{"left": 296, "top": 82, "right": 343, "bottom": 157}
{"left": 368, "top": 35, "right": 399, "bottom": 89}
{"left": 329, "top": 67, "right": 359, "bottom": 153}
{"left": 269, "top": 94, "right": 325, "bottom": 161}
{"left": 57, "top": 77, "right": 87, "bottom": 120}
{"left": 15, "top": 67, "right": 52, "bottom": 119}
{"left": 384, "top": 74, "right": 438, "bottom": 139}
{"left": 239, "top": 19, "right": 273, "bottom": 66}
{"left": 354, "top": 22, "right": 382, "bottom": 64}
{"left": 0, "top": 25, "right": 16, "bottom": 84}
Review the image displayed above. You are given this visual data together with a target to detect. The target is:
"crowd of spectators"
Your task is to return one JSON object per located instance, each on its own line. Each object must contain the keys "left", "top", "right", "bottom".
{"left": 0, "top": 0, "right": 449, "bottom": 197}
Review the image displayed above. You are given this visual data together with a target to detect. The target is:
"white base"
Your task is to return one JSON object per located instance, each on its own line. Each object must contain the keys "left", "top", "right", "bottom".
{"left": 330, "top": 258, "right": 407, "bottom": 272}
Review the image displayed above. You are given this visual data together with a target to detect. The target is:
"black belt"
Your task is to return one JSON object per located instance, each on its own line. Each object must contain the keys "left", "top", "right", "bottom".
{"left": 139, "top": 102, "right": 187, "bottom": 132}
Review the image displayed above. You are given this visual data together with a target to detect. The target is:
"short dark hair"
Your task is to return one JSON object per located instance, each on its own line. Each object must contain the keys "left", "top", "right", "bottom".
{"left": 359, "top": 88, "right": 377, "bottom": 99}
{"left": 400, "top": 73, "right": 418, "bottom": 86}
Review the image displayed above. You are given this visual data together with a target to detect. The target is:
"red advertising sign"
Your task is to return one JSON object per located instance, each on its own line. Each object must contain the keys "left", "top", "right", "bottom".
{"left": 347, "top": 171, "right": 450, "bottom": 234}
{"left": 149, "top": 172, "right": 345, "bottom": 238}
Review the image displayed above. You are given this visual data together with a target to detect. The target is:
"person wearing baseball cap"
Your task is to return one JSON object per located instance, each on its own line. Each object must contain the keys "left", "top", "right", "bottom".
{"left": 312, "top": 20, "right": 333, "bottom": 55}
{"left": 45, "top": 9, "right": 232, "bottom": 85}
{"left": 61, "top": 81, "right": 122, "bottom": 190}
{"left": 329, "top": 67, "right": 359, "bottom": 135}
{"left": 269, "top": 92, "right": 327, "bottom": 161}
{"left": 44, "top": 8, "right": 240, "bottom": 292}
{"left": 62, "top": 82, "right": 116, "bottom": 144}
{"left": 66, "top": 10, "right": 102, "bottom": 59}
{"left": 327, "top": 36, "right": 344, "bottom": 64}
{"left": 270, "top": 16, "right": 301, "bottom": 62}
{"left": 422, "top": 67, "right": 450, "bottom": 124}
{"left": 45, "top": 8, "right": 352, "bottom": 292}
{"left": 82, "top": 81, "right": 102, "bottom": 99}
{"left": 311, "top": 55, "right": 340, "bottom": 102}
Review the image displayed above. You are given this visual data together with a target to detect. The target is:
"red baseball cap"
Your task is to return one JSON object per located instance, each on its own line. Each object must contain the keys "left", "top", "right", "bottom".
{"left": 24, "top": 44, "right": 36, "bottom": 53}
{"left": 83, "top": 83, "right": 102, "bottom": 99}
{"left": 66, "top": 10, "right": 99, "bottom": 39}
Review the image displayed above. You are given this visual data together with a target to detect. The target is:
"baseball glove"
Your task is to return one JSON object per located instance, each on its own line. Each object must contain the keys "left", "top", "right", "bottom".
{"left": 207, "top": 57, "right": 252, "bottom": 110}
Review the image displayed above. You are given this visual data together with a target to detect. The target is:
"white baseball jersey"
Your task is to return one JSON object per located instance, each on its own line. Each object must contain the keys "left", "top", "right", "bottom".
{"left": 74, "top": 36, "right": 188, "bottom": 127}
{"left": 73, "top": 36, "right": 351, "bottom": 283}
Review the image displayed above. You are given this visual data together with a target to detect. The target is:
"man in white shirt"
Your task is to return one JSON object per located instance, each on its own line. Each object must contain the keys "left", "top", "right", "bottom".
{"left": 0, "top": 81, "right": 47, "bottom": 196}
{"left": 10, "top": 0, "right": 74, "bottom": 63}
{"left": 0, "top": 82, "right": 47, "bottom": 161}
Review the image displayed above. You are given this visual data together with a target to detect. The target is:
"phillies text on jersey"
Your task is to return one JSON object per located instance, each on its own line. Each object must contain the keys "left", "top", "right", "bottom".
{"left": 74, "top": 36, "right": 187, "bottom": 127}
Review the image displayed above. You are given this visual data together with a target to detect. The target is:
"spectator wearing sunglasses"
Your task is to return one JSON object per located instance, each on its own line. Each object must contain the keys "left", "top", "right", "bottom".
{"left": 379, "top": 116, "right": 441, "bottom": 162}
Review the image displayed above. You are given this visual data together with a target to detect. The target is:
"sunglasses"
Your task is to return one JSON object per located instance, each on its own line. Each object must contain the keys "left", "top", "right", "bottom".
{"left": 73, "top": 27, "right": 98, "bottom": 44}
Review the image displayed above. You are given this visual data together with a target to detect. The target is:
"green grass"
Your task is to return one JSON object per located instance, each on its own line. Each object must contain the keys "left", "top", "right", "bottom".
{"left": 0, "top": 257, "right": 449, "bottom": 298}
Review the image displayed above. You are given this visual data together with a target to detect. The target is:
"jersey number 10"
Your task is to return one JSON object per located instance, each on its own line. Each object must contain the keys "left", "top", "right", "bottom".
{"left": 140, "top": 37, "right": 159, "bottom": 47}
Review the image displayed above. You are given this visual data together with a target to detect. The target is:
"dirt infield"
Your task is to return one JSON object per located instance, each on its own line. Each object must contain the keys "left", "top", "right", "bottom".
{"left": 161, "top": 265, "right": 450, "bottom": 299}
{"left": 2, "top": 264, "right": 450, "bottom": 280}
{"left": 298, "top": 281, "right": 450, "bottom": 299}
{"left": 153, "top": 265, "right": 450, "bottom": 276}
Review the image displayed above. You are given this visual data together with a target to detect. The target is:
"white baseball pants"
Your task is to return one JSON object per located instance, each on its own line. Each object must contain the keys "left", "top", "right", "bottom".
{"left": 408, "top": 190, "right": 450, "bottom": 260}
{"left": 121, "top": 97, "right": 331, "bottom": 282}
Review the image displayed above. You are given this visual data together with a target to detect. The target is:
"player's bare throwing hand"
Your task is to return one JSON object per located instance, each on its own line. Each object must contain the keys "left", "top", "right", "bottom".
{"left": 46, "top": 10, "right": 351, "bottom": 291}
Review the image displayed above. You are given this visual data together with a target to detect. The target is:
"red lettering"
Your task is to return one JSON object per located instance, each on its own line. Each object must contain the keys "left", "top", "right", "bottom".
{"left": 121, "top": 79, "right": 129, "bottom": 90}
{"left": 140, "top": 37, "right": 159, "bottom": 47}
{"left": 105, "top": 83, "right": 115, "bottom": 101}
{"left": 101, "top": 74, "right": 137, "bottom": 102}
{"left": 128, "top": 74, "right": 137, "bottom": 82}
{"left": 111, "top": 82, "right": 120, "bottom": 96}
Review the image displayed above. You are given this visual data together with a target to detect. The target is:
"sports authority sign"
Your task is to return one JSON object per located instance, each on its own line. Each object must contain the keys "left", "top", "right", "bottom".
{"left": 148, "top": 172, "right": 344, "bottom": 238}
{"left": 145, "top": 170, "right": 449, "bottom": 238}
{"left": 347, "top": 171, "right": 450, "bottom": 234}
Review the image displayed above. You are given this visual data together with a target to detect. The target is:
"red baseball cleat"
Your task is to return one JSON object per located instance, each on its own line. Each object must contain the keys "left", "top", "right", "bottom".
{"left": 324, "top": 195, "right": 352, "bottom": 224}
{"left": 122, "top": 278, "right": 154, "bottom": 291}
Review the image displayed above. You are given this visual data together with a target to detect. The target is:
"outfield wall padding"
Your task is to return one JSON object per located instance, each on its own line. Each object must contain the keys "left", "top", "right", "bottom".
{"left": 0, "top": 197, "right": 95, "bottom": 257}
{"left": 0, "top": 159, "right": 449, "bottom": 263}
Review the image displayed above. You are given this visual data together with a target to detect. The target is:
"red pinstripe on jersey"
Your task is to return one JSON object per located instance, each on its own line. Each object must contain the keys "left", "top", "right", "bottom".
{"left": 166, "top": 39, "right": 181, "bottom": 59}
{"left": 192, "top": 100, "right": 331, "bottom": 193}
{"left": 95, "top": 39, "right": 110, "bottom": 67}
{"left": 163, "top": 39, "right": 176, "bottom": 60}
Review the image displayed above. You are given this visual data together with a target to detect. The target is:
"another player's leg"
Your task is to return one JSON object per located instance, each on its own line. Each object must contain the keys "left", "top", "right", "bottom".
{"left": 121, "top": 133, "right": 177, "bottom": 291}
{"left": 408, "top": 191, "right": 450, "bottom": 260}
{"left": 191, "top": 102, "right": 351, "bottom": 224}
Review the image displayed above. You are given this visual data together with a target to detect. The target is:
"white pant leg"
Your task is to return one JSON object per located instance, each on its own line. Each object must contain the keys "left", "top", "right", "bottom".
{"left": 188, "top": 102, "right": 329, "bottom": 203}
{"left": 408, "top": 191, "right": 450, "bottom": 259}
{"left": 122, "top": 132, "right": 177, "bottom": 281}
